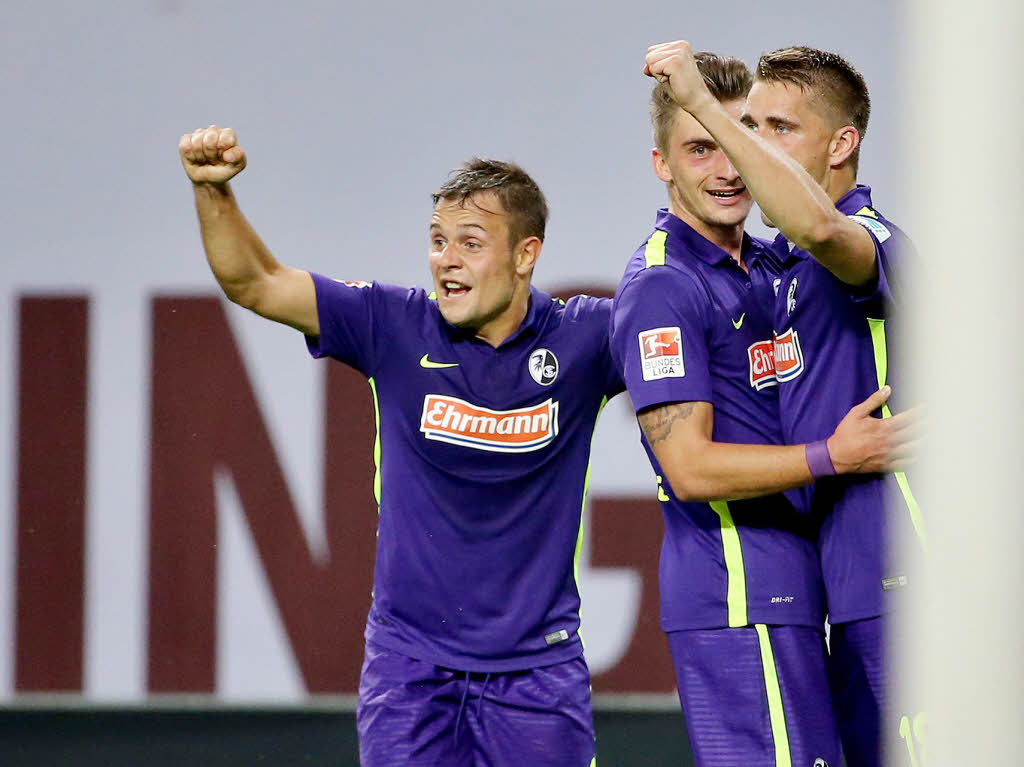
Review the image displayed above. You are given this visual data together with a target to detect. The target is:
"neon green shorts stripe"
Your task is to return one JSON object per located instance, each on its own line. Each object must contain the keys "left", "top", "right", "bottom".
{"left": 755, "top": 624, "right": 793, "bottom": 767}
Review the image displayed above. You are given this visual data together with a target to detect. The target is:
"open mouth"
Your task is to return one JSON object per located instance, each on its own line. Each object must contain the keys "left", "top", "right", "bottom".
{"left": 443, "top": 280, "right": 471, "bottom": 298}
{"left": 707, "top": 188, "right": 746, "bottom": 200}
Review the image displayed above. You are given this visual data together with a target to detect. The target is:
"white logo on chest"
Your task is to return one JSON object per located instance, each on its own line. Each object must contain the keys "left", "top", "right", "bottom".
{"left": 786, "top": 277, "right": 798, "bottom": 315}
{"left": 420, "top": 395, "right": 559, "bottom": 453}
{"left": 528, "top": 348, "right": 558, "bottom": 386}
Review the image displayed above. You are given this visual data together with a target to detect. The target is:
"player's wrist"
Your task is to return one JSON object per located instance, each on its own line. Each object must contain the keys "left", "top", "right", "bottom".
{"left": 192, "top": 179, "right": 234, "bottom": 199}
{"left": 684, "top": 90, "right": 719, "bottom": 118}
{"left": 805, "top": 439, "right": 837, "bottom": 479}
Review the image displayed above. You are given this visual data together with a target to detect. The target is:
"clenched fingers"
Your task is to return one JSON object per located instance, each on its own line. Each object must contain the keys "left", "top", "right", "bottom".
{"left": 216, "top": 127, "right": 237, "bottom": 151}
{"left": 181, "top": 125, "right": 240, "bottom": 163}
{"left": 178, "top": 132, "right": 194, "bottom": 162}
{"left": 201, "top": 125, "right": 221, "bottom": 162}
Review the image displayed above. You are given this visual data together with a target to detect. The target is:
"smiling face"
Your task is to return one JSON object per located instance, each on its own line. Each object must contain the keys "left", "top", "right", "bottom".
{"left": 653, "top": 97, "right": 753, "bottom": 242}
{"left": 429, "top": 191, "right": 539, "bottom": 346}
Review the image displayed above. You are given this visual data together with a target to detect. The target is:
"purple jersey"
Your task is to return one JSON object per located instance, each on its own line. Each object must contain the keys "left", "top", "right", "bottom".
{"left": 771, "top": 185, "right": 922, "bottom": 624}
{"left": 306, "top": 274, "right": 623, "bottom": 672}
{"left": 609, "top": 209, "right": 825, "bottom": 631}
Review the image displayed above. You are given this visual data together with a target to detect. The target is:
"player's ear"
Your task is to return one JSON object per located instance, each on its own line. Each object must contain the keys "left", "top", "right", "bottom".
{"left": 652, "top": 147, "right": 673, "bottom": 183}
{"left": 829, "top": 125, "right": 860, "bottom": 169}
{"left": 514, "top": 236, "right": 542, "bottom": 276}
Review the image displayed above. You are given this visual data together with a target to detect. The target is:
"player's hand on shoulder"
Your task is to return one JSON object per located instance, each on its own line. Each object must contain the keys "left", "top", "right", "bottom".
{"left": 644, "top": 40, "right": 712, "bottom": 113}
{"left": 179, "top": 125, "right": 246, "bottom": 185}
{"left": 827, "top": 386, "right": 921, "bottom": 475}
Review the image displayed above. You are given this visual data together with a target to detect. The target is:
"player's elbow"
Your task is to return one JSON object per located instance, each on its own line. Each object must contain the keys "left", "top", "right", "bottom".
{"left": 672, "top": 485, "right": 716, "bottom": 503}
{"left": 221, "top": 279, "right": 262, "bottom": 312}
{"left": 791, "top": 209, "right": 842, "bottom": 253}
{"left": 223, "top": 272, "right": 280, "bottom": 317}
{"left": 662, "top": 466, "right": 716, "bottom": 503}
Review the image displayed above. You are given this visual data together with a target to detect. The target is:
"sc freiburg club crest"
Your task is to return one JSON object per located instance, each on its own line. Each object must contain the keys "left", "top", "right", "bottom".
{"left": 528, "top": 348, "right": 558, "bottom": 386}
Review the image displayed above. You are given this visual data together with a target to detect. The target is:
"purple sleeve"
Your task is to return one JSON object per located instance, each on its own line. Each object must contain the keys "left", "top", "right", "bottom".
{"left": 610, "top": 268, "right": 712, "bottom": 413}
{"left": 304, "top": 272, "right": 383, "bottom": 375}
{"left": 847, "top": 216, "right": 911, "bottom": 309}
{"left": 568, "top": 295, "right": 626, "bottom": 398}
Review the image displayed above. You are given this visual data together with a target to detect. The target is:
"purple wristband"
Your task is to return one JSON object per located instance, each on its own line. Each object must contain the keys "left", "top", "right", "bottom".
{"left": 805, "top": 440, "right": 836, "bottom": 479}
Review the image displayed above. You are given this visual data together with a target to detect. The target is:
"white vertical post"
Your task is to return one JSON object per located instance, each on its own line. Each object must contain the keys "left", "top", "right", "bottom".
{"left": 902, "top": 0, "right": 1024, "bottom": 763}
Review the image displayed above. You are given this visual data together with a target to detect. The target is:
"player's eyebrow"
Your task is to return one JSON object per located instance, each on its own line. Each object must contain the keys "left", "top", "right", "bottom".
{"left": 683, "top": 138, "right": 717, "bottom": 149}
{"left": 429, "top": 222, "right": 488, "bottom": 235}
{"left": 740, "top": 112, "right": 757, "bottom": 126}
{"left": 763, "top": 114, "right": 797, "bottom": 128}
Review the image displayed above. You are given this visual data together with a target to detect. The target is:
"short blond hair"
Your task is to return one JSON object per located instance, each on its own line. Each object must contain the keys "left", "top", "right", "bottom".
{"left": 651, "top": 52, "right": 752, "bottom": 156}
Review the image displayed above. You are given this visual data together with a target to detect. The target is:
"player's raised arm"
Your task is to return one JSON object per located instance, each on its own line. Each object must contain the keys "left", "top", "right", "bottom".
{"left": 179, "top": 125, "right": 319, "bottom": 334}
{"left": 639, "top": 387, "right": 914, "bottom": 503}
{"left": 644, "top": 41, "right": 878, "bottom": 287}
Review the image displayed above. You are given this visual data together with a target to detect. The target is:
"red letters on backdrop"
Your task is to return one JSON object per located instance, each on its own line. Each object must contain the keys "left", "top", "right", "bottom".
{"left": 14, "top": 295, "right": 674, "bottom": 695}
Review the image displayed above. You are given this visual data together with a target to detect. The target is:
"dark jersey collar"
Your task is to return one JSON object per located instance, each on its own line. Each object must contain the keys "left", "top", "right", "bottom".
{"left": 835, "top": 184, "right": 874, "bottom": 216}
{"left": 654, "top": 208, "right": 767, "bottom": 269}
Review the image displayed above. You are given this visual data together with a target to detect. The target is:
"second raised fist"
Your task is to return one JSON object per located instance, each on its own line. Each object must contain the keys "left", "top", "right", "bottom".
{"left": 179, "top": 125, "right": 247, "bottom": 185}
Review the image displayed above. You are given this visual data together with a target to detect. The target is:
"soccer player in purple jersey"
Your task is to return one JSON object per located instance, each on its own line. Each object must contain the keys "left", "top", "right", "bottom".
{"left": 643, "top": 41, "right": 923, "bottom": 766}
{"left": 179, "top": 127, "right": 623, "bottom": 766}
{"left": 610, "top": 53, "right": 914, "bottom": 767}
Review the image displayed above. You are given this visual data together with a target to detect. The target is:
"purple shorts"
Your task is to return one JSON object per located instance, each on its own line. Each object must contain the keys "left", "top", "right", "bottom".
{"left": 356, "top": 641, "right": 596, "bottom": 767}
{"left": 668, "top": 624, "right": 841, "bottom": 767}
{"left": 828, "top": 616, "right": 884, "bottom": 767}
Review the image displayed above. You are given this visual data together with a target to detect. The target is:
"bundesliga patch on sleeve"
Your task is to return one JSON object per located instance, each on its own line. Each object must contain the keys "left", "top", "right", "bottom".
{"left": 332, "top": 279, "right": 371, "bottom": 288}
{"left": 638, "top": 327, "right": 684, "bottom": 381}
{"left": 848, "top": 212, "right": 892, "bottom": 243}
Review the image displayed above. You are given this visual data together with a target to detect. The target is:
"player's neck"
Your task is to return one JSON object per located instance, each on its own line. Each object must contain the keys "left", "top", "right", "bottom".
{"left": 474, "top": 285, "right": 531, "bottom": 348}
{"left": 668, "top": 203, "right": 745, "bottom": 265}
{"left": 823, "top": 167, "right": 858, "bottom": 206}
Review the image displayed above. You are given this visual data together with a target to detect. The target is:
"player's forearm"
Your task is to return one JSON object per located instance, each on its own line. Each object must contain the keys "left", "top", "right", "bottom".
{"left": 684, "top": 100, "right": 868, "bottom": 274}
{"left": 192, "top": 182, "right": 282, "bottom": 309}
{"left": 660, "top": 439, "right": 812, "bottom": 502}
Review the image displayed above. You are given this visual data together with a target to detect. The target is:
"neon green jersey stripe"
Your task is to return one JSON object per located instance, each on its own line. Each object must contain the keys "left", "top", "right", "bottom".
{"left": 573, "top": 396, "right": 609, "bottom": 650}
{"left": 368, "top": 377, "right": 382, "bottom": 507}
{"left": 709, "top": 500, "right": 748, "bottom": 627}
{"left": 755, "top": 624, "right": 793, "bottom": 767}
{"left": 644, "top": 230, "right": 667, "bottom": 268}
{"left": 866, "top": 319, "right": 928, "bottom": 551}
{"left": 867, "top": 318, "right": 888, "bottom": 390}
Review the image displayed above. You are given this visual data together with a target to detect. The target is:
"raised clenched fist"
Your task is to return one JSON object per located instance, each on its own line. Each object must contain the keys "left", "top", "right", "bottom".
{"left": 644, "top": 40, "right": 712, "bottom": 113}
{"left": 179, "top": 125, "right": 246, "bottom": 185}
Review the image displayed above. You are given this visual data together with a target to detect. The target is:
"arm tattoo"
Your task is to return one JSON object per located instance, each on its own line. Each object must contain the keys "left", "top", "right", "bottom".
{"left": 639, "top": 402, "right": 696, "bottom": 446}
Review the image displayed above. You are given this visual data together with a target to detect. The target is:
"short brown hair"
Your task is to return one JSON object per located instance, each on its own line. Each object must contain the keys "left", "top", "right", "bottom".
{"left": 432, "top": 158, "right": 548, "bottom": 247}
{"left": 756, "top": 46, "right": 870, "bottom": 169}
{"left": 651, "top": 52, "right": 753, "bottom": 156}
